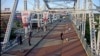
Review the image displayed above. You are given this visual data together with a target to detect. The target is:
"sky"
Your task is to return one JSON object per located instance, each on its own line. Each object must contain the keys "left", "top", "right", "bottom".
{"left": 1, "top": 0, "right": 100, "bottom": 11}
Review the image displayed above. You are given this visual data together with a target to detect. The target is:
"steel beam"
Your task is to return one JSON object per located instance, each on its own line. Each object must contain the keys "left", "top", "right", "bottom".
{"left": 44, "top": 0, "right": 77, "bottom": 2}
{"left": 43, "top": 0, "right": 50, "bottom": 9}
{"left": 88, "top": 0, "right": 97, "bottom": 56}
{"left": 3, "top": 0, "right": 19, "bottom": 47}
{"left": 97, "top": 15, "right": 100, "bottom": 56}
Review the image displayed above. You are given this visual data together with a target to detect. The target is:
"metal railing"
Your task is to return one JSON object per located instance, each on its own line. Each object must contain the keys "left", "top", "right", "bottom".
{"left": 72, "top": 21, "right": 92, "bottom": 56}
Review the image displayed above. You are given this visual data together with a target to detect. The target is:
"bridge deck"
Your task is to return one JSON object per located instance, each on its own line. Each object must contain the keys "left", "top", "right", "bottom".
{"left": 2, "top": 18, "right": 87, "bottom": 56}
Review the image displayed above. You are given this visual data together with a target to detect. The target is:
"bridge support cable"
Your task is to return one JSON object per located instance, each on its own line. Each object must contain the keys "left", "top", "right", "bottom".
{"left": 2, "top": 0, "right": 19, "bottom": 50}
{"left": 88, "top": 0, "right": 97, "bottom": 56}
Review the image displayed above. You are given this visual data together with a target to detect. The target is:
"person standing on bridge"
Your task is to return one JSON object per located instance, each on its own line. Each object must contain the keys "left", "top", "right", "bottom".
{"left": 60, "top": 32, "right": 63, "bottom": 40}
{"left": 19, "top": 35, "right": 23, "bottom": 45}
{"left": 60, "top": 32, "right": 64, "bottom": 55}
{"left": 17, "top": 34, "right": 23, "bottom": 45}
{"left": 28, "top": 30, "right": 32, "bottom": 46}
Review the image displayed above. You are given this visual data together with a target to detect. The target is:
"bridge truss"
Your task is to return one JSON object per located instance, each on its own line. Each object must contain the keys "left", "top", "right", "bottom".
{"left": 1, "top": 0, "right": 100, "bottom": 56}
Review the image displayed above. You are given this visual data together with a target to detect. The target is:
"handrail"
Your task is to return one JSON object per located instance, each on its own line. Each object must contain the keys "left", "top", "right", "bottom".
{"left": 71, "top": 21, "right": 92, "bottom": 56}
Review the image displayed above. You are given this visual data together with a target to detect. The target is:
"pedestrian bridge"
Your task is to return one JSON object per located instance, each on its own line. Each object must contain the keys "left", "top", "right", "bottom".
{"left": 1, "top": 0, "right": 100, "bottom": 56}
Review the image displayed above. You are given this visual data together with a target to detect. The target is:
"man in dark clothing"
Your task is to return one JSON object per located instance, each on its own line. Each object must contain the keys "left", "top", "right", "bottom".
{"left": 17, "top": 34, "right": 23, "bottom": 45}
{"left": 60, "top": 32, "right": 64, "bottom": 55}
{"left": 60, "top": 32, "right": 63, "bottom": 40}
{"left": 19, "top": 35, "right": 23, "bottom": 45}
{"left": 28, "top": 31, "right": 32, "bottom": 46}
